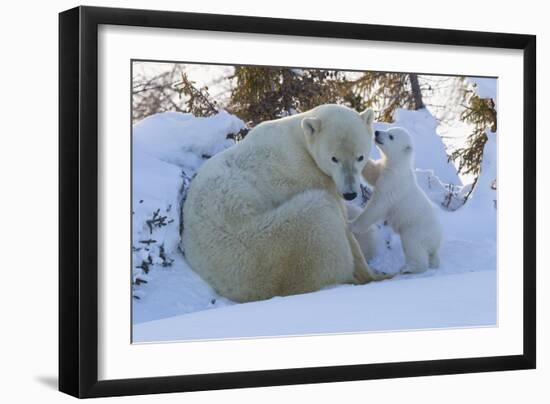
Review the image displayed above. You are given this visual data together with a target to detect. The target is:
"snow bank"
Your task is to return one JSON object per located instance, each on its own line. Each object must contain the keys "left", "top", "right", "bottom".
{"left": 134, "top": 270, "right": 495, "bottom": 342}
{"left": 441, "top": 131, "right": 496, "bottom": 242}
{"left": 133, "top": 111, "right": 245, "bottom": 172}
{"left": 132, "top": 111, "right": 243, "bottom": 305}
{"left": 414, "top": 169, "right": 470, "bottom": 211}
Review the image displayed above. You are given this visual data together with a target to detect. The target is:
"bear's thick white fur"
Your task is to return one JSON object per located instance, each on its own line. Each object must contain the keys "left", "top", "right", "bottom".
{"left": 346, "top": 203, "right": 381, "bottom": 261}
{"left": 351, "top": 127, "right": 442, "bottom": 273}
{"left": 182, "top": 104, "right": 390, "bottom": 303}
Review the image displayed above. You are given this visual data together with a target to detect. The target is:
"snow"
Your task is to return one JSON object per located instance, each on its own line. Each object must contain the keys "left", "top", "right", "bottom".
{"left": 134, "top": 271, "right": 495, "bottom": 342}
{"left": 131, "top": 111, "right": 244, "bottom": 314}
{"left": 133, "top": 254, "right": 232, "bottom": 324}
{"left": 441, "top": 131, "right": 496, "bottom": 241}
{"left": 132, "top": 90, "right": 497, "bottom": 343}
{"left": 133, "top": 111, "right": 245, "bottom": 172}
{"left": 132, "top": 149, "right": 181, "bottom": 292}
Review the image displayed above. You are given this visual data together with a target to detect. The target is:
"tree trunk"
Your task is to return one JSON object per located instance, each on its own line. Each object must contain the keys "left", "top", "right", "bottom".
{"left": 409, "top": 74, "right": 425, "bottom": 110}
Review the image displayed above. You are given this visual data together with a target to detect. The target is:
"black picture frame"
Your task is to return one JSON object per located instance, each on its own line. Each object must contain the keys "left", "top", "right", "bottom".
{"left": 59, "top": 5, "right": 536, "bottom": 398}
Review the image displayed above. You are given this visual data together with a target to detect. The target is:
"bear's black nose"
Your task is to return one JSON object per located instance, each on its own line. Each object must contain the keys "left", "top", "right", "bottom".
{"left": 375, "top": 130, "right": 380, "bottom": 137}
{"left": 343, "top": 192, "right": 357, "bottom": 201}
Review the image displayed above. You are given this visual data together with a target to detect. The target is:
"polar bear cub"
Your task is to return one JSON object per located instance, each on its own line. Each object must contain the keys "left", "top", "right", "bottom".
{"left": 351, "top": 127, "right": 442, "bottom": 273}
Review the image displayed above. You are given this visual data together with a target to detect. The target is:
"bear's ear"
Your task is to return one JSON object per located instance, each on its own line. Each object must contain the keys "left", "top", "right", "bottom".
{"left": 360, "top": 108, "right": 375, "bottom": 126}
{"left": 301, "top": 117, "right": 322, "bottom": 138}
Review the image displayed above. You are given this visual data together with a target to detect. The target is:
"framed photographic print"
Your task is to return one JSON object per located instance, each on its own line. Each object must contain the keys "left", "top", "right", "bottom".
{"left": 59, "top": 6, "right": 536, "bottom": 398}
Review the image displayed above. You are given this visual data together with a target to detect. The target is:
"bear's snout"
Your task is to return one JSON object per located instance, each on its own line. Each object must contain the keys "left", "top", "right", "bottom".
{"left": 343, "top": 192, "right": 357, "bottom": 201}
{"left": 374, "top": 130, "right": 384, "bottom": 145}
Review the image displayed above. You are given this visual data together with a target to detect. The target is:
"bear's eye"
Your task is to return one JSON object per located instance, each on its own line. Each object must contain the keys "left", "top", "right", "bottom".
{"left": 357, "top": 155, "right": 364, "bottom": 162}
{"left": 389, "top": 135, "right": 394, "bottom": 140}
{"left": 331, "top": 157, "right": 339, "bottom": 163}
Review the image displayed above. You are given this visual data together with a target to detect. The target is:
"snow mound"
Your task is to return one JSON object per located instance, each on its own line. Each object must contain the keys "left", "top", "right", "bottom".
{"left": 132, "top": 111, "right": 243, "bottom": 305}
{"left": 132, "top": 149, "right": 181, "bottom": 255}
{"left": 415, "top": 169, "right": 463, "bottom": 210}
{"left": 443, "top": 130, "right": 496, "bottom": 242}
{"left": 133, "top": 111, "right": 245, "bottom": 171}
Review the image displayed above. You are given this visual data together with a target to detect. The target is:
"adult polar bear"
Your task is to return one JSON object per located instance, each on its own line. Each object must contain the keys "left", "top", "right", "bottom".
{"left": 182, "top": 104, "right": 388, "bottom": 303}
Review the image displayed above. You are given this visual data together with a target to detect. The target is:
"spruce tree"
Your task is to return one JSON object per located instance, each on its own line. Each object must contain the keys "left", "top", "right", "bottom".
{"left": 450, "top": 90, "right": 497, "bottom": 182}
{"left": 228, "top": 67, "right": 348, "bottom": 126}
{"left": 349, "top": 73, "right": 426, "bottom": 122}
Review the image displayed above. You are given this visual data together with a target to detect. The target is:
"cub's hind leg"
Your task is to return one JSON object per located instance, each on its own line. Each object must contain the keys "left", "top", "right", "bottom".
{"left": 400, "top": 232, "right": 430, "bottom": 274}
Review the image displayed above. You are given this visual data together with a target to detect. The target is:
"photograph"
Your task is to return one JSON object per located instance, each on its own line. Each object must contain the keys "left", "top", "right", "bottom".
{"left": 130, "top": 60, "right": 498, "bottom": 343}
